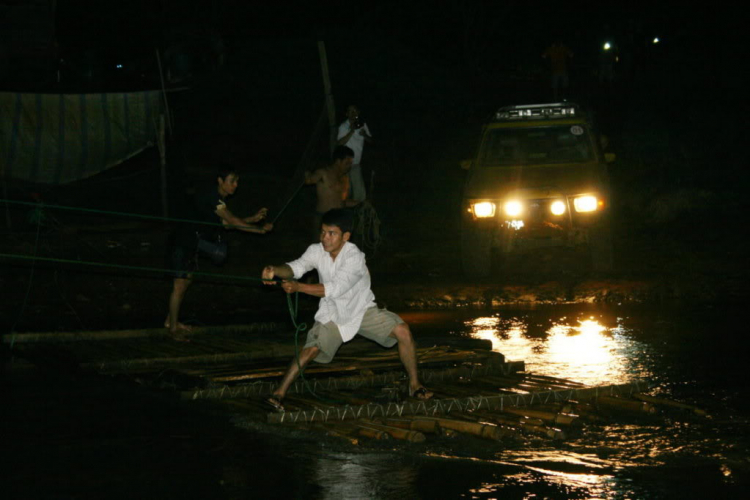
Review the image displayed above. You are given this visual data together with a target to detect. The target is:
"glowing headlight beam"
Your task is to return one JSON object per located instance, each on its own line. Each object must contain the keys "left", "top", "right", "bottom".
{"left": 472, "top": 202, "right": 496, "bottom": 218}
{"left": 550, "top": 200, "right": 566, "bottom": 216}
{"left": 574, "top": 195, "right": 598, "bottom": 212}
{"left": 504, "top": 200, "right": 523, "bottom": 217}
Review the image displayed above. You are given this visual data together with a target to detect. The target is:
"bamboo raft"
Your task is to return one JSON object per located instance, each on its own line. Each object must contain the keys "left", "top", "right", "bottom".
{"left": 4, "top": 324, "right": 708, "bottom": 446}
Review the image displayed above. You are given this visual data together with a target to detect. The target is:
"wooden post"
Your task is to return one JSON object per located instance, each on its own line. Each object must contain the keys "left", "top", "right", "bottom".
{"left": 157, "top": 115, "right": 168, "bottom": 219}
{"left": 155, "top": 49, "right": 173, "bottom": 137}
{"left": 317, "top": 41, "right": 337, "bottom": 155}
{"left": 1, "top": 167, "right": 10, "bottom": 229}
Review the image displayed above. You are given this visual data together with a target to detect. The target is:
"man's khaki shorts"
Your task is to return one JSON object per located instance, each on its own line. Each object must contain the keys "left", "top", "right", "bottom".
{"left": 304, "top": 307, "right": 404, "bottom": 363}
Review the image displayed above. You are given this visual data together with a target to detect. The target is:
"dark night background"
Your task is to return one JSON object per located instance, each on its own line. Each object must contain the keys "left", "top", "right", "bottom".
{"left": 2, "top": 2, "right": 750, "bottom": 499}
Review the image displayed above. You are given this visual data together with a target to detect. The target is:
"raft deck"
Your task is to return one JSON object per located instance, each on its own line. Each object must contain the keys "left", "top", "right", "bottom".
{"left": 7, "top": 324, "right": 703, "bottom": 445}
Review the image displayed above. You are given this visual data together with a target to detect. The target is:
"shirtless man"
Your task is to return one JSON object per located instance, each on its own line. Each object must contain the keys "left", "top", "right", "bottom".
{"left": 305, "top": 145, "right": 359, "bottom": 239}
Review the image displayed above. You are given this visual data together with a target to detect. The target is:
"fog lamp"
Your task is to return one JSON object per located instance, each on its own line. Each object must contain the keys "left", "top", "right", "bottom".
{"left": 550, "top": 200, "right": 566, "bottom": 215}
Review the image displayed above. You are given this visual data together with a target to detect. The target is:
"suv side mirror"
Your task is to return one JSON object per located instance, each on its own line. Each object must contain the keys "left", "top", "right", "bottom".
{"left": 460, "top": 159, "right": 473, "bottom": 170}
{"left": 605, "top": 153, "right": 616, "bottom": 163}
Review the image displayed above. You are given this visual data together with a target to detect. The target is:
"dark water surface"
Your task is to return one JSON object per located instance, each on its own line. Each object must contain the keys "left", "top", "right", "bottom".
{"left": 4, "top": 303, "right": 749, "bottom": 499}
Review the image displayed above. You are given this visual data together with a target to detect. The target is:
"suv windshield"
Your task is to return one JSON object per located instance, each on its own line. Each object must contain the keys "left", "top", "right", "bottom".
{"left": 479, "top": 125, "right": 594, "bottom": 166}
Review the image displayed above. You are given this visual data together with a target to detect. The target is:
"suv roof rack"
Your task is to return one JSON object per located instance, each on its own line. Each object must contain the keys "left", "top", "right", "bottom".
{"left": 494, "top": 102, "right": 582, "bottom": 121}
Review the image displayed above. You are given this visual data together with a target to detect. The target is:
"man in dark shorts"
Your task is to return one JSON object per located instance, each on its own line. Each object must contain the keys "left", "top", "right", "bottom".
{"left": 260, "top": 208, "right": 432, "bottom": 410}
{"left": 166, "top": 165, "right": 273, "bottom": 340}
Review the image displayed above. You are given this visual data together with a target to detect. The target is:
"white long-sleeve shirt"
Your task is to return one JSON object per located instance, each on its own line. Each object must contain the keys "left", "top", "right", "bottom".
{"left": 337, "top": 120, "right": 371, "bottom": 164}
{"left": 286, "top": 241, "right": 376, "bottom": 342}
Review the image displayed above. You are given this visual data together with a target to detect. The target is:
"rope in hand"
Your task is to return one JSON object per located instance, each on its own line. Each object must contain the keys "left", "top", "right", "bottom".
{"left": 280, "top": 281, "right": 343, "bottom": 404}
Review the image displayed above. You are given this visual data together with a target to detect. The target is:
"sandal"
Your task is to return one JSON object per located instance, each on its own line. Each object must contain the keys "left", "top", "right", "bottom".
{"left": 168, "top": 331, "right": 192, "bottom": 343}
{"left": 409, "top": 387, "right": 434, "bottom": 401}
{"left": 265, "top": 395, "right": 285, "bottom": 412}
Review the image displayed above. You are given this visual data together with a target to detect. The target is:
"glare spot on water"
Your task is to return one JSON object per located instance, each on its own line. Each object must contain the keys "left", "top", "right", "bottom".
{"left": 466, "top": 313, "right": 654, "bottom": 385}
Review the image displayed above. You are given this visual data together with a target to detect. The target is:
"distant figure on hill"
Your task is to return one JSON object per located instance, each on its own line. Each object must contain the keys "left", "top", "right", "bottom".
{"left": 542, "top": 40, "right": 574, "bottom": 100}
{"left": 337, "top": 105, "right": 373, "bottom": 202}
{"left": 165, "top": 166, "right": 273, "bottom": 340}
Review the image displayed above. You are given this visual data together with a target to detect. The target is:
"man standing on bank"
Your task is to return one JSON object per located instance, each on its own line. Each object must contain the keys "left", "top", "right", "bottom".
{"left": 261, "top": 208, "right": 432, "bottom": 410}
{"left": 337, "top": 105, "right": 372, "bottom": 202}
{"left": 166, "top": 166, "right": 273, "bottom": 340}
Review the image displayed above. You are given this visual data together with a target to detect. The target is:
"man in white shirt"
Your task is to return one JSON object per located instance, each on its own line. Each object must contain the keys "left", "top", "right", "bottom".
{"left": 337, "top": 104, "right": 372, "bottom": 202}
{"left": 261, "top": 209, "right": 432, "bottom": 410}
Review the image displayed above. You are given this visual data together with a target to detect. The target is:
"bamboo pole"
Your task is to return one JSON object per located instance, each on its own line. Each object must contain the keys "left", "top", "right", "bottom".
{"left": 359, "top": 420, "right": 426, "bottom": 443}
{"left": 464, "top": 411, "right": 566, "bottom": 440}
{"left": 499, "top": 407, "right": 579, "bottom": 426}
{"left": 317, "top": 41, "right": 336, "bottom": 154}
{"left": 311, "top": 423, "right": 360, "bottom": 445}
{"left": 416, "top": 416, "right": 515, "bottom": 441}
{"left": 155, "top": 48, "right": 173, "bottom": 136}
{"left": 157, "top": 114, "right": 168, "bottom": 218}
{"left": 633, "top": 393, "right": 707, "bottom": 416}
{"left": 596, "top": 395, "right": 656, "bottom": 414}
{"left": 354, "top": 424, "right": 390, "bottom": 440}
{"left": 1, "top": 165, "right": 10, "bottom": 229}
{"left": 371, "top": 417, "right": 440, "bottom": 434}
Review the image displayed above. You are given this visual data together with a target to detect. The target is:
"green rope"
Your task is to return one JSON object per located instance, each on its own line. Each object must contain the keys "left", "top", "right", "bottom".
{"left": 0, "top": 198, "right": 252, "bottom": 231}
{"left": 284, "top": 287, "right": 343, "bottom": 404}
{"left": 0, "top": 252, "right": 269, "bottom": 284}
{"left": 271, "top": 181, "right": 305, "bottom": 225}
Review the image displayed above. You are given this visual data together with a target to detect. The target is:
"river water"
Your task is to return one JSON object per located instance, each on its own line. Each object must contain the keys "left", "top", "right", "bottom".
{"left": 4, "top": 303, "right": 749, "bottom": 499}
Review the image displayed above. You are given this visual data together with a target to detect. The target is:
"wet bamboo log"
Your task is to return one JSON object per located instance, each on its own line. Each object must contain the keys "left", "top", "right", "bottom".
{"left": 354, "top": 424, "right": 391, "bottom": 440}
{"left": 416, "top": 416, "right": 515, "bottom": 441}
{"left": 596, "top": 395, "right": 656, "bottom": 414}
{"left": 633, "top": 393, "right": 707, "bottom": 416}
{"left": 473, "top": 410, "right": 544, "bottom": 428}
{"left": 499, "top": 407, "right": 579, "bottom": 426}
{"left": 310, "top": 423, "right": 360, "bottom": 445}
{"left": 369, "top": 417, "right": 441, "bottom": 434}
{"left": 359, "top": 420, "right": 426, "bottom": 442}
{"left": 563, "top": 400, "right": 608, "bottom": 421}
{"left": 461, "top": 411, "right": 565, "bottom": 440}
{"left": 522, "top": 373, "right": 587, "bottom": 388}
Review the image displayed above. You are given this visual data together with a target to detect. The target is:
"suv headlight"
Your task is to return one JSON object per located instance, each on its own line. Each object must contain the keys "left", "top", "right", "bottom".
{"left": 574, "top": 195, "right": 599, "bottom": 212}
{"left": 471, "top": 201, "right": 496, "bottom": 218}
{"left": 550, "top": 200, "right": 566, "bottom": 215}
{"left": 504, "top": 200, "right": 523, "bottom": 217}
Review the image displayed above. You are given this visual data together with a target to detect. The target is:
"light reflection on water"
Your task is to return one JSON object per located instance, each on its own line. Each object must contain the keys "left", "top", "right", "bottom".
{"left": 391, "top": 305, "right": 749, "bottom": 499}
{"left": 465, "top": 312, "right": 653, "bottom": 386}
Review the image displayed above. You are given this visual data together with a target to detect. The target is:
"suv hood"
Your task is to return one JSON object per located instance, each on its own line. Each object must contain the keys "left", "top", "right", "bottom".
{"left": 463, "top": 163, "right": 603, "bottom": 199}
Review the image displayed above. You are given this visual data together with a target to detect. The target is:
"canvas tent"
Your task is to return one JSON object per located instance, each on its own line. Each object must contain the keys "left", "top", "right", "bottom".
{"left": 1, "top": 90, "right": 164, "bottom": 185}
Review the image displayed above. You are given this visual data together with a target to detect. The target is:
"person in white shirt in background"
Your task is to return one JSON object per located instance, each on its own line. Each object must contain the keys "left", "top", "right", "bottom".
{"left": 261, "top": 208, "right": 432, "bottom": 410}
{"left": 337, "top": 105, "right": 372, "bottom": 202}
